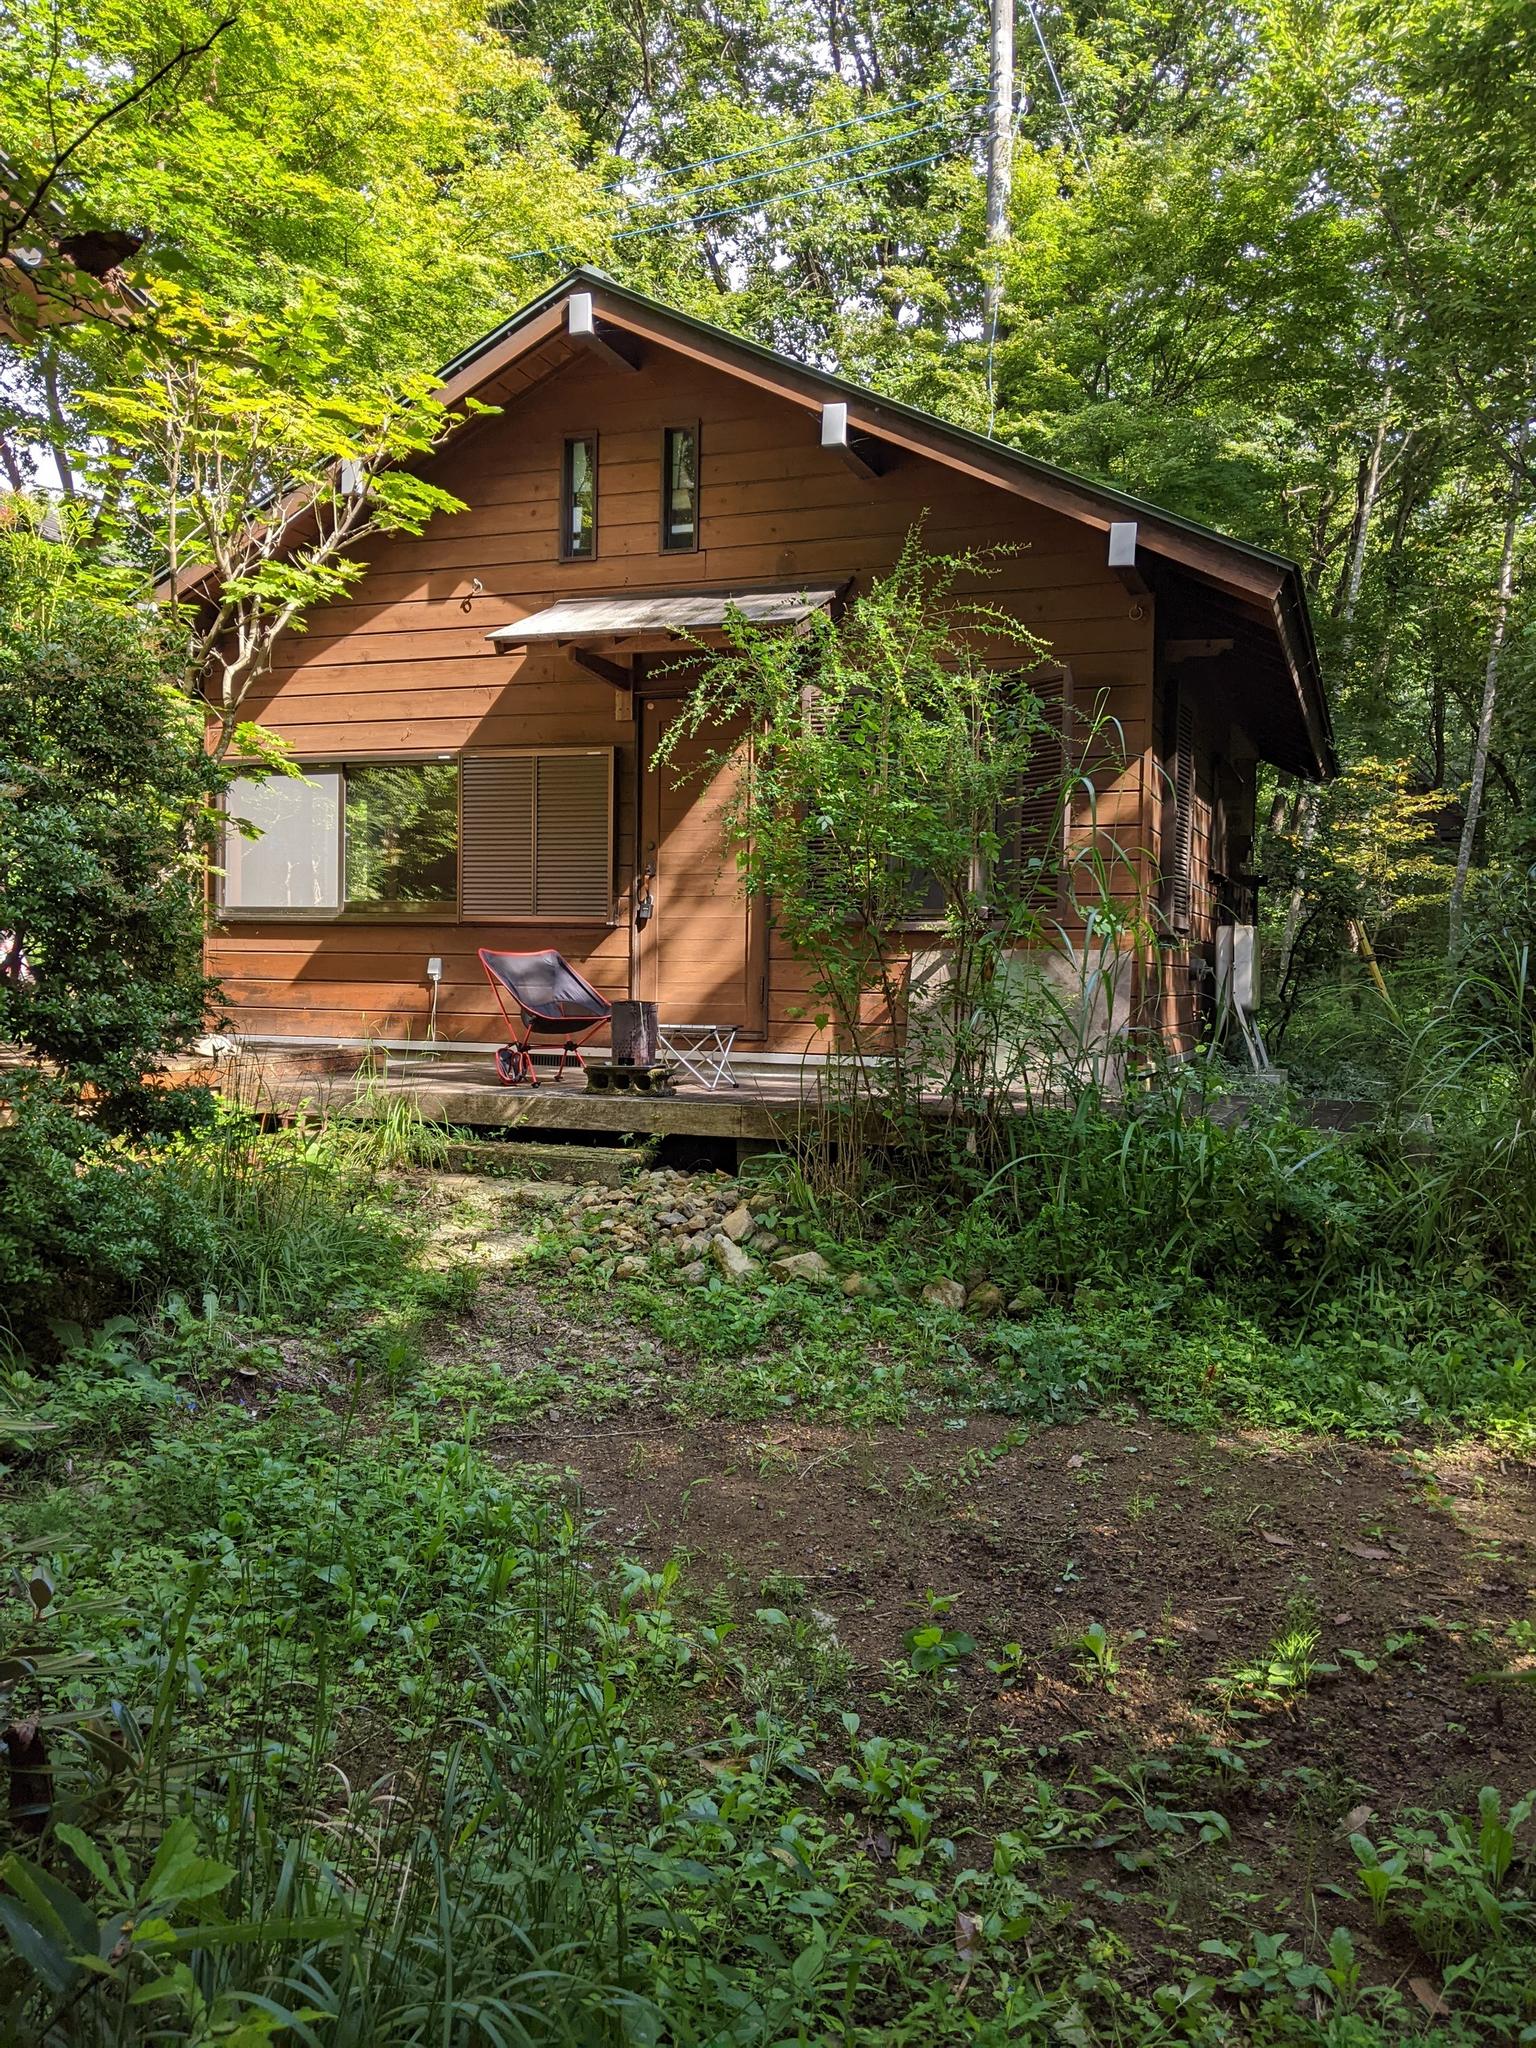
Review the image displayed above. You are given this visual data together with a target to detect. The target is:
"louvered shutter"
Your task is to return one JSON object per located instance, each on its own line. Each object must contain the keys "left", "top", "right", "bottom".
{"left": 460, "top": 751, "right": 612, "bottom": 920}
{"left": 1009, "top": 670, "right": 1073, "bottom": 915}
{"left": 534, "top": 753, "right": 613, "bottom": 918}
{"left": 461, "top": 756, "right": 535, "bottom": 916}
{"left": 1169, "top": 696, "right": 1196, "bottom": 933}
{"left": 800, "top": 681, "right": 842, "bottom": 908}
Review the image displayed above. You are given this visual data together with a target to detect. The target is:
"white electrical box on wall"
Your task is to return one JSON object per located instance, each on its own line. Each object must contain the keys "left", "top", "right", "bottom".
{"left": 1215, "top": 925, "right": 1259, "bottom": 1012}
{"left": 426, "top": 957, "right": 443, "bottom": 982}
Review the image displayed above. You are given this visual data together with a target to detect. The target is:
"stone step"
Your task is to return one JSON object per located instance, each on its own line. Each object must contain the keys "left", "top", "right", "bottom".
{"left": 439, "top": 1137, "right": 635, "bottom": 1186}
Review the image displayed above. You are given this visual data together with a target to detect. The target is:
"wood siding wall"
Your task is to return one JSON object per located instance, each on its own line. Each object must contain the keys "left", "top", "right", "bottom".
{"left": 1148, "top": 665, "right": 1261, "bottom": 1053}
{"left": 210, "top": 345, "right": 1155, "bottom": 1047}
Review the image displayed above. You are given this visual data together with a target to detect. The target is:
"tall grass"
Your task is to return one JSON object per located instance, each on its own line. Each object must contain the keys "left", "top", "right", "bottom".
{"left": 0, "top": 1474, "right": 648, "bottom": 2045}
{"left": 1369, "top": 943, "right": 1536, "bottom": 1283}
{"left": 164, "top": 1123, "right": 397, "bottom": 1319}
{"left": 179, "top": 1066, "right": 454, "bottom": 1318}
{"left": 822, "top": 940, "right": 1536, "bottom": 1312}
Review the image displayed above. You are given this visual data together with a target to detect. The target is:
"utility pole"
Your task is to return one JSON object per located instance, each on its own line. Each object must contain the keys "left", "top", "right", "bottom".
{"left": 984, "top": 0, "right": 1015, "bottom": 344}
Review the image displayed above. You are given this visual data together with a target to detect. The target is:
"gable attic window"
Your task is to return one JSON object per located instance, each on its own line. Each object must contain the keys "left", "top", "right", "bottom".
{"left": 660, "top": 424, "right": 699, "bottom": 552}
{"left": 561, "top": 434, "right": 597, "bottom": 559}
{"left": 220, "top": 763, "right": 458, "bottom": 915}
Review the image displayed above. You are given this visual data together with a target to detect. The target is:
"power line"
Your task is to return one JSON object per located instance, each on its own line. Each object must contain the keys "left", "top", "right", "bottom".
{"left": 1023, "top": 0, "right": 1095, "bottom": 183}
{"left": 503, "top": 135, "right": 975, "bottom": 266}
{"left": 610, "top": 144, "right": 967, "bottom": 243}
{"left": 603, "top": 84, "right": 986, "bottom": 193}
{"left": 622, "top": 113, "right": 966, "bottom": 208}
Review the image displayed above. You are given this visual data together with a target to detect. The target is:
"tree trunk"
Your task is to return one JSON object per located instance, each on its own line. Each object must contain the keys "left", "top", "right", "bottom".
{"left": 1278, "top": 790, "right": 1320, "bottom": 985}
{"left": 1336, "top": 409, "right": 1390, "bottom": 659}
{"left": 1281, "top": 406, "right": 1392, "bottom": 983}
{"left": 40, "top": 346, "right": 76, "bottom": 499}
{"left": 1448, "top": 495, "right": 1520, "bottom": 956}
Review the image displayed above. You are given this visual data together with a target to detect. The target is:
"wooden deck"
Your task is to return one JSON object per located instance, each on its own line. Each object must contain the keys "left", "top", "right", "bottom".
{"left": 228, "top": 1050, "right": 827, "bottom": 1145}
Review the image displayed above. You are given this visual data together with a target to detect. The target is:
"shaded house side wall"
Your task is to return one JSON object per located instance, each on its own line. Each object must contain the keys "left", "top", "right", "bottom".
{"left": 1148, "top": 662, "right": 1263, "bottom": 1053}
{"left": 210, "top": 346, "right": 1156, "bottom": 1050}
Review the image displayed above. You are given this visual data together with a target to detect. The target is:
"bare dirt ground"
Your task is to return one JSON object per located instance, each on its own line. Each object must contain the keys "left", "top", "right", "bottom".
{"left": 490, "top": 1401, "right": 1536, "bottom": 1810}
{"left": 375, "top": 1167, "right": 1536, "bottom": 1993}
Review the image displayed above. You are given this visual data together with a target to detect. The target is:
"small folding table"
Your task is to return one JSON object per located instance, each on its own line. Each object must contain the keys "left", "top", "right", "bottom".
{"left": 656, "top": 1023, "right": 741, "bottom": 1090}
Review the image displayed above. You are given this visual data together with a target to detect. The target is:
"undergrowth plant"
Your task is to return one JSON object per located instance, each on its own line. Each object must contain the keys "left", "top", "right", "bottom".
{"left": 658, "top": 531, "right": 1138, "bottom": 1189}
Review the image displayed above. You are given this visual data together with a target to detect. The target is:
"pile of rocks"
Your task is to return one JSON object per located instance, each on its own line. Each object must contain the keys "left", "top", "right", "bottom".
{"left": 560, "top": 1167, "right": 834, "bottom": 1289}
{"left": 552, "top": 1166, "right": 1038, "bottom": 1317}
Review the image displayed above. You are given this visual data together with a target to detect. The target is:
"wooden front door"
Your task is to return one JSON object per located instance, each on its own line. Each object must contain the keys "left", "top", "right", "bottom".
{"left": 637, "top": 694, "right": 765, "bottom": 1035}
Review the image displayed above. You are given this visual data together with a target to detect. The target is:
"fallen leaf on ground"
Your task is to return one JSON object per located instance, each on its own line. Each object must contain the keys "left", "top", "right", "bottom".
{"left": 1260, "top": 1531, "right": 1295, "bottom": 1548}
{"left": 1343, "top": 1541, "right": 1392, "bottom": 1560}
{"left": 1409, "top": 1977, "right": 1449, "bottom": 2018}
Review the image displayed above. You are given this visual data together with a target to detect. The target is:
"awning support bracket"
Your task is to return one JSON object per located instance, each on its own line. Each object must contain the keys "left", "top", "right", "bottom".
{"left": 571, "top": 646, "right": 634, "bottom": 694}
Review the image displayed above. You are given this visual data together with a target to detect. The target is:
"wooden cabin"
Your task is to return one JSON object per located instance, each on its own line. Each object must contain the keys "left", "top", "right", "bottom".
{"left": 207, "top": 269, "right": 1334, "bottom": 1065}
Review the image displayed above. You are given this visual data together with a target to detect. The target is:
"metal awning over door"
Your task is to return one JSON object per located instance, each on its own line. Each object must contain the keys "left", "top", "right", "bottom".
{"left": 485, "top": 585, "right": 845, "bottom": 650}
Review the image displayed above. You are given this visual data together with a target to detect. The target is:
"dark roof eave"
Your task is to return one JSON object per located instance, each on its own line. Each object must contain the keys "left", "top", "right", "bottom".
{"left": 442, "top": 267, "right": 1333, "bottom": 778}
{"left": 444, "top": 267, "right": 1307, "bottom": 577}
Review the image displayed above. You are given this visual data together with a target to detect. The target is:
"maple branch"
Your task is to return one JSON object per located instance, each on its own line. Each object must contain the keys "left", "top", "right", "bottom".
{"left": 5, "top": 16, "right": 239, "bottom": 263}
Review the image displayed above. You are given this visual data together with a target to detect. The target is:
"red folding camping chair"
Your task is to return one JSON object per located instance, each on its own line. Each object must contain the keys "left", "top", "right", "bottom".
{"left": 478, "top": 949, "right": 612, "bottom": 1086}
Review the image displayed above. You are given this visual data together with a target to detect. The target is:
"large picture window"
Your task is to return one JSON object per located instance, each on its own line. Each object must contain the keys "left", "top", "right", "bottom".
{"left": 221, "top": 762, "right": 457, "bottom": 915}
{"left": 221, "top": 753, "right": 614, "bottom": 922}
{"left": 343, "top": 763, "right": 458, "bottom": 908}
{"left": 222, "top": 771, "right": 341, "bottom": 911}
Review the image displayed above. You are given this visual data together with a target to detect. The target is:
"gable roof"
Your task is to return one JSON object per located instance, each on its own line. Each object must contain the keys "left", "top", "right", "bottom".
{"left": 435, "top": 268, "right": 1334, "bottom": 779}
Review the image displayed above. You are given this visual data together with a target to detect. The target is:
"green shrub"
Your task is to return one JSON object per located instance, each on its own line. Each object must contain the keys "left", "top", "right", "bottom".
{"left": 0, "top": 534, "right": 225, "bottom": 1102}
{"left": 0, "top": 1422, "right": 646, "bottom": 2044}
{"left": 0, "top": 1084, "right": 222, "bottom": 1340}
{"left": 0, "top": 1095, "right": 407, "bottom": 1347}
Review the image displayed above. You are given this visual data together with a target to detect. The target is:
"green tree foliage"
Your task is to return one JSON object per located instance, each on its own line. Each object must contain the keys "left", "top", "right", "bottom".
{"left": 0, "top": 0, "right": 613, "bottom": 365}
{"left": 2, "top": 0, "right": 1535, "bottom": 996}
{"left": 660, "top": 537, "right": 1121, "bottom": 1134}
{"left": 81, "top": 289, "right": 486, "bottom": 746}
{"left": 0, "top": 525, "right": 222, "bottom": 1103}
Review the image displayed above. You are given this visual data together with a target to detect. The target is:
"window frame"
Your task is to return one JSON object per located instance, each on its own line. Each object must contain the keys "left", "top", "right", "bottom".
{"left": 216, "top": 753, "right": 462, "bottom": 923}
{"left": 658, "top": 421, "right": 701, "bottom": 554}
{"left": 458, "top": 746, "right": 617, "bottom": 926}
{"left": 560, "top": 432, "right": 599, "bottom": 561}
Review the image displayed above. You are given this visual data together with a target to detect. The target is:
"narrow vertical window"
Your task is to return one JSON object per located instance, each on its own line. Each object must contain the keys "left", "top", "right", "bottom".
{"left": 660, "top": 424, "right": 698, "bottom": 552}
{"left": 561, "top": 435, "right": 596, "bottom": 559}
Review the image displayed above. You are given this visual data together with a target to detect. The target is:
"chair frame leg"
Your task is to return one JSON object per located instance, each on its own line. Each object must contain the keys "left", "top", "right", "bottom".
{"left": 494, "top": 1040, "right": 538, "bottom": 1086}
{"left": 555, "top": 1040, "right": 590, "bottom": 1083}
